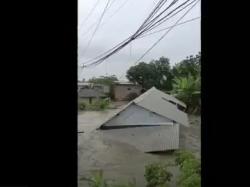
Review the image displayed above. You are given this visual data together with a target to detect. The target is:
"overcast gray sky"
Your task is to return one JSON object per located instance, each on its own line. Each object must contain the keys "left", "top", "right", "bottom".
{"left": 78, "top": 0, "right": 200, "bottom": 81}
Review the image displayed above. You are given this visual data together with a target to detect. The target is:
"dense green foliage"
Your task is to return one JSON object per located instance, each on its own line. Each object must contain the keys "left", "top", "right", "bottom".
{"left": 89, "top": 75, "right": 118, "bottom": 86}
{"left": 88, "top": 171, "right": 108, "bottom": 187}
{"left": 144, "top": 162, "right": 172, "bottom": 187}
{"left": 126, "top": 53, "right": 201, "bottom": 113}
{"left": 82, "top": 170, "right": 136, "bottom": 187}
{"left": 171, "top": 53, "right": 200, "bottom": 113}
{"left": 89, "top": 99, "right": 110, "bottom": 110}
{"left": 175, "top": 151, "right": 201, "bottom": 187}
{"left": 79, "top": 102, "right": 86, "bottom": 110}
{"left": 78, "top": 99, "right": 110, "bottom": 111}
{"left": 82, "top": 151, "right": 200, "bottom": 187}
{"left": 172, "top": 53, "right": 200, "bottom": 78}
{"left": 172, "top": 75, "right": 200, "bottom": 113}
{"left": 126, "top": 57, "right": 173, "bottom": 90}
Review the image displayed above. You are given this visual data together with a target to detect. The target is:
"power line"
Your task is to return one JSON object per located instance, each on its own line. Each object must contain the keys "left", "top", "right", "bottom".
{"left": 117, "top": 0, "right": 200, "bottom": 80}
{"left": 81, "top": 0, "right": 199, "bottom": 68}
{"left": 82, "top": 0, "right": 188, "bottom": 67}
{"left": 80, "top": 0, "right": 126, "bottom": 37}
{"left": 138, "top": 16, "right": 200, "bottom": 39}
{"left": 136, "top": 0, "right": 195, "bottom": 37}
{"left": 136, "top": 0, "right": 179, "bottom": 36}
{"left": 132, "top": 0, "right": 169, "bottom": 36}
{"left": 78, "top": 0, "right": 101, "bottom": 31}
{"left": 140, "top": 0, "right": 197, "bottom": 35}
{"left": 81, "top": 0, "right": 112, "bottom": 55}
{"left": 134, "top": 0, "right": 200, "bottom": 64}
{"left": 81, "top": 0, "right": 168, "bottom": 66}
{"left": 79, "top": 0, "right": 166, "bottom": 67}
{"left": 81, "top": 36, "right": 132, "bottom": 67}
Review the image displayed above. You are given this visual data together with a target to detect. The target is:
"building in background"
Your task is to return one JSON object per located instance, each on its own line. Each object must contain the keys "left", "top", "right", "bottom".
{"left": 112, "top": 81, "right": 143, "bottom": 101}
{"left": 78, "top": 88, "right": 108, "bottom": 104}
{"left": 78, "top": 82, "right": 110, "bottom": 95}
{"left": 92, "top": 84, "right": 110, "bottom": 95}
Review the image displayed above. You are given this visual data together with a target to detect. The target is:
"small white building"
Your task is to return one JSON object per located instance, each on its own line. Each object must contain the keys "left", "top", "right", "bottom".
{"left": 97, "top": 87, "right": 189, "bottom": 152}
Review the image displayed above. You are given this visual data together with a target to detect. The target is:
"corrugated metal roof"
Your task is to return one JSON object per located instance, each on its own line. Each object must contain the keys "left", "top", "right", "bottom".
{"left": 134, "top": 87, "right": 188, "bottom": 126}
{"left": 113, "top": 81, "right": 141, "bottom": 86}
{"left": 99, "top": 87, "right": 188, "bottom": 127}
{"left": 78, "top": 89, "right": 107, "bottom": 98}
{"left": 103, "top": 103, "right": 173, "bottom": 127}
{"left": 78, "top": 82, "right": 92, "bottom": 86}
{"left": 134, "top": 87, "right": 186, "bottom": 108}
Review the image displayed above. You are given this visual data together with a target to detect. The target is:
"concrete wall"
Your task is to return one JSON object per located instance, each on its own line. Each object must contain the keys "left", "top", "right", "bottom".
{"left": 113, "top": 84, "right": 142, "bottom": 101}
{"left": 105, "top": 104, "right": 172, "bottom": 126}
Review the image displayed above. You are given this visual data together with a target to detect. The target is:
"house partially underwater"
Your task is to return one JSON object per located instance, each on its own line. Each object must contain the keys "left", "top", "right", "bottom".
{"left": 97, "top": 87, "right": 189, "bottom": 152}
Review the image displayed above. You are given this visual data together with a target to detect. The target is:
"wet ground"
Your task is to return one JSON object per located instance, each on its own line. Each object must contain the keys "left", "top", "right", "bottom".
{"left": 78, "top": 104, "right": 200, "bottom": 187}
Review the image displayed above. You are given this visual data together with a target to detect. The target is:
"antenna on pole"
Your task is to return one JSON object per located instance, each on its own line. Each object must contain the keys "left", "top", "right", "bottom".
{"left": 105, "top": 60, "right": 108, "bottom": 76}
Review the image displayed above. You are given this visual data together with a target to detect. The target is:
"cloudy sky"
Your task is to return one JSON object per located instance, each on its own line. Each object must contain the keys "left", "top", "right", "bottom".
{"left": 78, "top": 0, "right": 200, "bottom": 81}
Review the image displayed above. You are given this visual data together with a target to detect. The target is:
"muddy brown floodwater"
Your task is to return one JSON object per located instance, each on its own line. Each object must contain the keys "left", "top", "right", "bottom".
{"left": 78, "top": 107, "right": 200, "bottom": 187}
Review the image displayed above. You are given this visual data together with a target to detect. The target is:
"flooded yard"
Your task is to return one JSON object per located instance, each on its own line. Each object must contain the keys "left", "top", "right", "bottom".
{"left": 78, "top": 106, "right": 200, "bottom": 187}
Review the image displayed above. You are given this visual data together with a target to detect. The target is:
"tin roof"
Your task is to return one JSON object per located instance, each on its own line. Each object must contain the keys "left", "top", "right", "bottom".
{"left": 134, "top": 87, "right": 186, "bottom": 108}
{"left": 78, "top": 82, "right": 92, "bottom": 86}
{"left": 113, "top": 81, "right": 141, "bottom": 86}
{"left": 99, "top": 87, "right": 189, "bottom": 127}
{"left": 78, "top": 89, "right": 106, "bottom": 98}
{"left": 133, "top": 87, "right": 188, "bottom": 126}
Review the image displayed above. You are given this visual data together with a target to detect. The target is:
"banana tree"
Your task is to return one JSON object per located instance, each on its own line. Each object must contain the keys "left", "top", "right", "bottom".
{"left": 172, "top": 75, "right": 200, "bottom": 114}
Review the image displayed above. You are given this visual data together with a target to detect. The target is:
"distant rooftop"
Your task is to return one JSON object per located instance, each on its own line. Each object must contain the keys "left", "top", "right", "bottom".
{"left": 78, "top": 89, "right": 106, "bottom": 98}
{"left": 114, "top": 81, "right": 140, "bottom": 85}
{"left": 78, "top": 82, "right": 92, "bottom": 86}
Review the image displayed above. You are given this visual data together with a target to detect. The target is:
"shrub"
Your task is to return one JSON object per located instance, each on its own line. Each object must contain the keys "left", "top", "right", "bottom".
{"left": 172, "top": 75, "right": 200, "bottom": 114}
{"left": 179, "top": 173, "right": 200, "bottom": 187}
{"left": 175, "top": 151, "right": 201, "bottom": 187}
{"left": 175, "top": 150, "right": 196, "bottom": 169}
{"left": 144, "top": 162, "right": 172, "bottom": 187}
{"left": 81, "top": 172, "right": 137, "bottom": 187}
{"left": 79, "top": 102, "right": 86, "bottom": 110}
{"left": 87, "top": 99, "right": 110, "bottom": 111}
{"left": 88, "top": 170, "right": 108, "bottom": 187}
{"left": 99, "top": 99, "right": 109, "bottom": 110}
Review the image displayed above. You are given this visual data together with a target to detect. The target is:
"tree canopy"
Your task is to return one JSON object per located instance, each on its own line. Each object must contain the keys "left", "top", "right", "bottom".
{"left": 126, "top": 57, "right": 173, "bottom": 90}
{"left": 88, "top": 75, "right": 118, "bottom": 86}
{"left": 126, "top": 52, "right": 201, "bottom": 113}
{"left": 172, "top": 52, "right": 200, "bottom": 78}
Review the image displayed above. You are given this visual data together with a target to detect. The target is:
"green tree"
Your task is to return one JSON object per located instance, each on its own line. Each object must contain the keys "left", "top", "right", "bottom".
{"left": 172, "top": 52, "right": 200, "bottom": 78}
{"left": 88, "top": 75, "right": 118, "bottom": 86}
{"left": 172, "top": 74, "right": 200, "bottom": 113}
{"left": 126, "top": 57, "right": 173, "bottom": 91}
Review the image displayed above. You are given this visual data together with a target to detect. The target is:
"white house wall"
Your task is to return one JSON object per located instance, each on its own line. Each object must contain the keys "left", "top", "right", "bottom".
{"left": 104, "top": 104, "right": 172, "bottom": 126}
{"left": 100, "top": 124, "right": 179, "bottom": 152}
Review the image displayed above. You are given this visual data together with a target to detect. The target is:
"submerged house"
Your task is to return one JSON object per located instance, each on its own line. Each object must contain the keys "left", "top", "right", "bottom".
{"left": 78, "top": 88, "right": 108, "bottom": 104}
{"left": 97, "top": 87, "right": 188, "bottom": 152}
